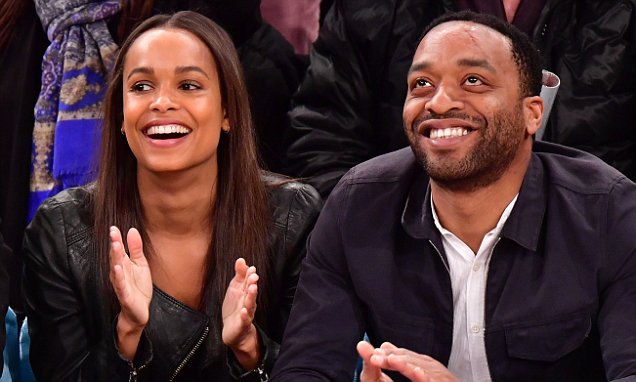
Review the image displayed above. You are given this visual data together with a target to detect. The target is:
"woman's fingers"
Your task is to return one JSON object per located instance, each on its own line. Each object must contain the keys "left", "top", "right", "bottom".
{"left": 233, "top": 258, "right": 248, "bottom": 282}
{"left": 126, "top": 227, "right": 145, "bottom": 263}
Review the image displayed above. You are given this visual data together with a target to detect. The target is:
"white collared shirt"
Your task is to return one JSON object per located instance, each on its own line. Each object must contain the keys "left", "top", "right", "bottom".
{"left": 431, "top": 195, "right": 518, "bottom": 382}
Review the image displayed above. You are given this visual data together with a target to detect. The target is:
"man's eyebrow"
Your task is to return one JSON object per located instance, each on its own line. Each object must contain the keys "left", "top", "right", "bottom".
{"left": 175, "top": 65, "right": 209, "bottom": 79}
{"left": 408, "top": 61, "right": 430, "bottom": 76}
{"left": 407, "top": 58, "right": 497, "bottom": 75}
{"left": 457, "top": 58, "right": 496, "bottom": 73}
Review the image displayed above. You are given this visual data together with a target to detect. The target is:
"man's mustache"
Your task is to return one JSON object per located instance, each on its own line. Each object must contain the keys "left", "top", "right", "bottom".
{"left": 411, "top": 111, "right": 486, "bottom": 131}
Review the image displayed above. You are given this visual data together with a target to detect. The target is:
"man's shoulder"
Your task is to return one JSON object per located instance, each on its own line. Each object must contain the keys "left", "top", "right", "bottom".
{"left": 534, "top": 141, "right": 632, "bottom": 194}
{"left": 341, "top": 147, "right": 419, "bottom": 186}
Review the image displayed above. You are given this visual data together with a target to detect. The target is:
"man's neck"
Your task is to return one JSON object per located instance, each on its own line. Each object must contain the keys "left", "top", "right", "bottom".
{"left": 430, "top": 150, "right": 530, "bottom": 253}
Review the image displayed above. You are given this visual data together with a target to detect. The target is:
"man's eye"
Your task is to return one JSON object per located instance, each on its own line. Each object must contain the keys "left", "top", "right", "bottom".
{"left": 414, "top": 78, "right": 432, "bottom": 88}
{"left": 465, "top": 76, "right": 483, "bottom": 86}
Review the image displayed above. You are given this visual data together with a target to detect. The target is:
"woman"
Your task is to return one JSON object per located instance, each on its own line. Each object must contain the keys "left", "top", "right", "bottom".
{"left": 23, "top": 11, "right": 322, "bottom": 381}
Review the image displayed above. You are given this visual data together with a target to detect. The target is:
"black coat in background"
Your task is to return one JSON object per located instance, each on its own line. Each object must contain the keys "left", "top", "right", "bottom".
{"left": 153, "top": 0, "right": 305, "bottom": 173}
{"left": 284, "top": 0, "right": 636, "bottom": 196}
{"left": 0, "top": 1, "right": 49, "bottom": 314}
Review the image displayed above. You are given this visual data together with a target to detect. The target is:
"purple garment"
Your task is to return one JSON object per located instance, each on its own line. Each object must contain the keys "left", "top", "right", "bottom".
{"left": 455, "top": 0, "right": 546, "bottom": 36}
{"left": 261, "top": 0, "right": 320, "bottom": 55}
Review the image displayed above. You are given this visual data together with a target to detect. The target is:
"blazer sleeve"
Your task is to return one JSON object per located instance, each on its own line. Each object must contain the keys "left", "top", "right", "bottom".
{"left": 599, "top": 177, "right": 636, "bottom": 381}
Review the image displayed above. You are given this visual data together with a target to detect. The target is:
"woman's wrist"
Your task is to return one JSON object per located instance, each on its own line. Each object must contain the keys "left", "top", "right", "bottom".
{"left": 116, "top": 313, "right": 146, "bottom": 361}
{"left": 229, "top": 325, "right": 261, "bottom": 370}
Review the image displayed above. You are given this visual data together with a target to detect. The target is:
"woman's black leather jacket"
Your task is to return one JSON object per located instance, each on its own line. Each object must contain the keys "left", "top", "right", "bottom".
{"left": 22, "top": 175, "right": 322, "bottom": 382}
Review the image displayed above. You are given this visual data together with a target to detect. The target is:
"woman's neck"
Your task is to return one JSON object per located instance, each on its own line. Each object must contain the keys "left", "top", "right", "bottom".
{"left": 135, "top": 167, "right": 218, "bottom": 309}
{"left": 137, "top": 168, "right": 217, "bottom": 236}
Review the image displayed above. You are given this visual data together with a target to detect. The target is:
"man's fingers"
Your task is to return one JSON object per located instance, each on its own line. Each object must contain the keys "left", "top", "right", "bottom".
{"left": 386, "top": 356, "right": 431, "bottom": 382}
{"left": 357, "top": 341, "right": 384, "bottom": 381}
{"left": 380, "top": 342, "right": 398, "bottom": 351}
{"left": 384, "top": 350, "right": 458, "bottom": 382}
{"left": 357, "top": 341, "right": 374, "bottom": 360}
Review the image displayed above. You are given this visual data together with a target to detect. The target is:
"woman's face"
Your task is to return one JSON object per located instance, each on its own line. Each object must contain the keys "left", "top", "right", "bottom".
{"left": 121, "top": 27, "right": 229, "bottom": 176}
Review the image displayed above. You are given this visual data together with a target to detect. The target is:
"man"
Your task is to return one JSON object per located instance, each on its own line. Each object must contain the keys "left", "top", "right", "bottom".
{"left": 284, "top": 0, "right": 636, "bottom": 197}
{"left": 271, "top": 11, "right": 636, "bottom": 381}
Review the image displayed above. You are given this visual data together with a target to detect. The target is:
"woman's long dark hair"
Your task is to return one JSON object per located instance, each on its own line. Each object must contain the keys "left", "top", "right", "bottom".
{"left": 93, "top": 11, "right": 271, "bottom": 329}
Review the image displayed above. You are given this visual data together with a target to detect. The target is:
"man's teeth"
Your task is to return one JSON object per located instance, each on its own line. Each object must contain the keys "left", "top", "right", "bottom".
{"left": 146, "top": 124, "right": 190, "bottom": 135}
{"left": 430, "top": 127, "right": 469, "bottom": 140}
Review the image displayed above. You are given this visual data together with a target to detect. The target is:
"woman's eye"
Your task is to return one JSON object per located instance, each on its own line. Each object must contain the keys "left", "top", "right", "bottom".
{"left": 414, "top": 78, "right": 432, "bottom": 88}
{"left": 465, "top": 76, "right": 483, "bottom": 86}
{"left": 180, "top": 82, "right": 201, "bottom": 91}
{"left": 131, "top": 83, "right": 152, "bottom": 92}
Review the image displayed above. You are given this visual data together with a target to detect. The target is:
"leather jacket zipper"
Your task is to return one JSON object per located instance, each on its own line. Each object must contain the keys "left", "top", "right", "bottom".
{"left": 128, "top": 361, "right": 147, "bottom": 382}
{"left": 169, "top": 325, "right": 210, "bottom": 382}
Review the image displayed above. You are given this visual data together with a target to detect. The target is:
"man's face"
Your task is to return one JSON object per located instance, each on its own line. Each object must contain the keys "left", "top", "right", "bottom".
{"left": 403, "top": 21, "right": 533, "bottom": 192}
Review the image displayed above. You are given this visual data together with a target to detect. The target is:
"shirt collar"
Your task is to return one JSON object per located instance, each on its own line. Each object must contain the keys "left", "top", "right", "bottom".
{"left": 401, "top": 153, "right": 546, "bottom": 251}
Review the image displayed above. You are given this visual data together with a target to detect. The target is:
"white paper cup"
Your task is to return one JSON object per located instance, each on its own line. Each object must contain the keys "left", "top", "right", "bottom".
{"left": 537, "top": 70, "right": 560, "bottom": 140}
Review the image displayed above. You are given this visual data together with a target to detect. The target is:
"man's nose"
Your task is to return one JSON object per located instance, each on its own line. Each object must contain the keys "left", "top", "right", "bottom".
{"left": 424, "top": 84, "right": 463, "bottom": 115}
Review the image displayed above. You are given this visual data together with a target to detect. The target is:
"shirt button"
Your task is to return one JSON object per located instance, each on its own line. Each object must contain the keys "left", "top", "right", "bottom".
{"left": 471, "top": 325, "right": 481, "bottom": 333}
{"left": 472, "top": 263, "right": 480, "bottom": 271}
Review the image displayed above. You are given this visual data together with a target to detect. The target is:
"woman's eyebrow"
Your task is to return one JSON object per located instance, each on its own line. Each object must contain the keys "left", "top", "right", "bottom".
{"left": 127, "top": 67, "right": 153, "bottom": 80}
{"left": 175, "top": 65, "right": 209, "bottom": 79}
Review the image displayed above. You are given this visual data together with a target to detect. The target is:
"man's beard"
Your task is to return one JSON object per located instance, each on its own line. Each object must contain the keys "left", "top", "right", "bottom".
{"left": 408, "top": 103, "right": 526, "bottom": 192}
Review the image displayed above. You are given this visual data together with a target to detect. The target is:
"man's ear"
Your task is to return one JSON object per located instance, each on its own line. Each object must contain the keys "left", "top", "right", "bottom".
{"left": 523, "top": 96, "right": 544, "bottom": 136}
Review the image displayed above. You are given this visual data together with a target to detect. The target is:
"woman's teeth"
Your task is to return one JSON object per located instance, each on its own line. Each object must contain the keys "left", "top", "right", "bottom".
{"left": 146, "top": 124, "right": 191, "bottom": 135}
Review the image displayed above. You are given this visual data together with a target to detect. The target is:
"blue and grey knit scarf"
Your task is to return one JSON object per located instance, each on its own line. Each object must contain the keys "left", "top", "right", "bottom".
{"left": 30, "top": 0, "right": 121, "bottom": 220}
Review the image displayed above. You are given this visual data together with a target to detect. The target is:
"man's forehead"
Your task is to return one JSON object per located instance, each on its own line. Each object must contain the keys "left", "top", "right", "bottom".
{"left": 418, "top": 20, "right": 512, "bottom": 56}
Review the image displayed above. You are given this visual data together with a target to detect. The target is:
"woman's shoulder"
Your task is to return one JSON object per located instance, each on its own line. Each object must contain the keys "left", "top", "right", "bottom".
{"left": 36, "top": 184, "right": 94, "bottom": 216}
{"left": 263, "top": 172, "right": 323, "bottom": 213}
{"left": 29, "top": 184, "right": 95, "bottom": 241}
{"left": 263, "top": 172, "right": 323, "bottom": 229}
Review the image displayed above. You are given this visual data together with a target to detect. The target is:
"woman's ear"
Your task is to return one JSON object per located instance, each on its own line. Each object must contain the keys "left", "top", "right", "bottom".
{"left": 221, "top": 113, "right": 230, "bottom": 133}
{"left": 523, "top": 96, "right": 544, "bottom": 136}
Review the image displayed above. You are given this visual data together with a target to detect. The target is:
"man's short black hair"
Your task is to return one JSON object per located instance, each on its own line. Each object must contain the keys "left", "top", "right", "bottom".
{"left": 419, "top": 11, "right": 543, "bottom": 97}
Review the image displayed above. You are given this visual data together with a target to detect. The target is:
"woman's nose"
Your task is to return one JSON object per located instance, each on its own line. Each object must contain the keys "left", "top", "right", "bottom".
{"left": 149, "top": 87, "right": 179, "bottom": 112}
